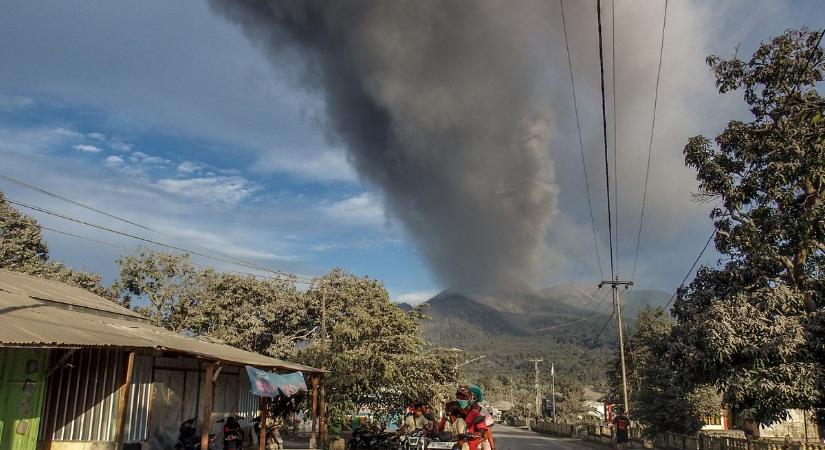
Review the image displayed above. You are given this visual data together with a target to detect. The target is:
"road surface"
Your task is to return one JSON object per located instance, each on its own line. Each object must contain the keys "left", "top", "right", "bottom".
{"left": 492, "top": 425, "right": 607, "bottom": 450}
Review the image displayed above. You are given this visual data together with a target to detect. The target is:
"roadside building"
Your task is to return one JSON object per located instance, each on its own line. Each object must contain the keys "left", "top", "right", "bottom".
{"left": 0, "top": 269, "right": 327, "bottom": 450}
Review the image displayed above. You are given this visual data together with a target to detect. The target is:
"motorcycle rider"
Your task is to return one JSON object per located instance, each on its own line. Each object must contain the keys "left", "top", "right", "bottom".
{"left": 442, "top": 401, "right": 470, "bottom": 450}
{"left": 468, "top": 386, "right": 496, "bottom": 450}
{"left": 402, "top": 402, "right": 432, "bottom": 432}
{"left": 456, "top": 387, "right": 490, "bottom": 450}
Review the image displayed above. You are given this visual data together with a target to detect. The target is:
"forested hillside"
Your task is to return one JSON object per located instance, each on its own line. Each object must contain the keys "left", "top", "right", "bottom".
{"left": 403, "top": 285, "right": 670, "bottom": 399}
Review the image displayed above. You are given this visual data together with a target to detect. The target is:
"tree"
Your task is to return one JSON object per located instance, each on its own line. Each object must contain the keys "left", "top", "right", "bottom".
{"left": 610, "top": 307, "right": 719, "bottom": 437}
{"left": 113, "top": 253, "right": 459, "bottom": 430}
{"left": 114, "top": 248, "right": 199, "bottom": 329}
{"left": 297, "top": 269, "right": 459, "bottom": 426}
{"left": 670, "top": 28, "right": 825, "bottom": 425}
{"left": 0, "top": 191, "right": 111, "bottom": 297}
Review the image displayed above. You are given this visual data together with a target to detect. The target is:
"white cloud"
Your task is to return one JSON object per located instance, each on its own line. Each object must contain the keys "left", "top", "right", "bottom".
{"left": 0, "top": 126, "right": 82, "bottom": 155}
{"left": 177, "top": 161, "right": 202, "bottom": 173}
{"left": 130, "top": 151, "right": 170, "bottom": 166}
{"left": 393, "top": 289, "right": 439, "bottom": 305}
{"left": 255, "top": 151, "right": 358, "bottom": 183}
{"left": 72, "top": 144, "right": 103, "bottom": 153}
{"left": 0, "top": 94, "right": 34, "bottom": 111}
{"left": 111, "top": 142, "right": 132, "bottom": 152}
{"left": 322, "top": 192, "right": 386, "bottom": 226}
{"left": 104, "top": 155, "right": 124, "bottom": 167}
{"left": 86, "top": 132, "right": 106, "bottom": 141}
{"left": 155, "top": 176, "right": 256, "bottom": 205}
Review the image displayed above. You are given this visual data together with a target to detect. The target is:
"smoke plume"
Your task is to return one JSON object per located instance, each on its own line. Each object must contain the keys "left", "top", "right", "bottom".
{"left": 210, "top": 0, "right": 559, "bottom": 292}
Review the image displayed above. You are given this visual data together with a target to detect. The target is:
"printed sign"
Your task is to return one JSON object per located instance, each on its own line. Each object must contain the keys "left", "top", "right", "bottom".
{"left": 246, "top": 366, "right": 308, "bottom": 398}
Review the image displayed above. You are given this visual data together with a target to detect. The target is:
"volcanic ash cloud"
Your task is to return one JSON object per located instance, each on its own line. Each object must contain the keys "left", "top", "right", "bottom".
{"left": 210, "top": 0, "right": 559, "bottom": 292}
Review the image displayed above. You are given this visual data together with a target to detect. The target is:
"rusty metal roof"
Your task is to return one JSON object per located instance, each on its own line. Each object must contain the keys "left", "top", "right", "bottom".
{"left": 0, "top": 270, "right": 326, "bottom": 373}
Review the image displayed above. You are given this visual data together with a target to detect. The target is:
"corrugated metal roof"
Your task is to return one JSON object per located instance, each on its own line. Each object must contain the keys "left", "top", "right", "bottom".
{"left": 0, "top": 270, "right": 325, "bottom": 373}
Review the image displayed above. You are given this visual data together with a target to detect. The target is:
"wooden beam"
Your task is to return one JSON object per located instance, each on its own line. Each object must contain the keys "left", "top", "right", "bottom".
{"left": 259, "top": 396, "right": 268, "bottom": 450}
{"left": 319, "top": 376, "right": 327, "bottom": 445}
{"left": 200, "top": 362, "right": 217, "bottom": 450}
{"left": 310, "top": 374, "right": 319, "bottom": 449}
{"left": 115, "top": 351, "right": 135, "bottom": 444}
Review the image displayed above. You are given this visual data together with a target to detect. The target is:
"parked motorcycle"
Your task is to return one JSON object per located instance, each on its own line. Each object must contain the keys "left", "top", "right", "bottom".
{"left": 218, "top": 416, "right": 244, "bottom": 450}
{"left": 175, "top": 417, "right": 216, "bottom": 450}
{"left": 252, "top": 414, "right": 283, "bottom": 450}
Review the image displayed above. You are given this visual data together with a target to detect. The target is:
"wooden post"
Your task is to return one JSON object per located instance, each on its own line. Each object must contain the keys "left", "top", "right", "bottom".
{"left": 310, "top": 374, "right": 319, "bottom": 449}
{"left": 319, "top": 376, "right": 327, "bottom": 445}
{"left": 201, "top": 363, "right": 217, "bottom": 450}
{"left": 259, "top": 396, "right": 268, "bottom": 450}
{"left": 115, "top": 351, "right": 135, "bottom": 445}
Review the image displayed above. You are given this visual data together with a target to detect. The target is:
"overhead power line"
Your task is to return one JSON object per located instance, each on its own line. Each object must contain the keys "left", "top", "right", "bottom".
{"left": 631, "top": 0, "right": 669, "bottom": 281}
{"left": 0, "top": 173, "right": 289, "bottom": 277}
{"left": 38, "top": 225, "right": 293, "bottom": 282}
{"left": 560, "top": 0, "right": 604, "bottom": 280}
{"left": 5, "top": 198, "right": 314, "bottom": 283}
{"left": 612, "top": 0, "right": 620, "bottom": 275}
{"left": 597, "top": 0, "right": 616, "bottom": 279}
{"left": 664, "top": 229, "right": 716, "bottom": 309}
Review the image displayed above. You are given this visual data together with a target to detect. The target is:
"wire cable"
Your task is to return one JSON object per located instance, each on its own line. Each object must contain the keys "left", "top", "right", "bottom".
{"left": 560, "top": 0, "right": 604, "bottom": 280}
{"left": 664, "top": 229, "right": 716, "bottom": 309}
{"left": 597, "top": 0, "right": 616, "bottom": 279}
{"left": 0, "top": 173, "right": 288, "bottom": 277}
{"left": 5, "top": 198, "right": 314, "bottom": 283}
{"left": 612, "top": 0, "right": 620, "bottom": 274}
{"left": 38, "top": 225, "right": 295, "bottom": 282}
{"left": 631, "top": 0, "right": 669, "bottom": 281}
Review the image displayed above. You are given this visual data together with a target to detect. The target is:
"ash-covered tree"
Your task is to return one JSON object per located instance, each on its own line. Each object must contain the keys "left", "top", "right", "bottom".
{"left": 609, "top": 307, "right": 719, "bottom": 436}
{"left": 0, "top": 191, "right": 110, "bottom": 297}
{"left": 298, "top": 269, "right": 459, "bottom": 428}
{"left": 671, "top": 28, "right": 825, "bottom": 425}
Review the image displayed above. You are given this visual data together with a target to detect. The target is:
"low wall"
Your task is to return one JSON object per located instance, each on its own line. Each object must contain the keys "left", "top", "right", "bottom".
{"left": 656, "top": 431, "right": 825, "bottom": 450}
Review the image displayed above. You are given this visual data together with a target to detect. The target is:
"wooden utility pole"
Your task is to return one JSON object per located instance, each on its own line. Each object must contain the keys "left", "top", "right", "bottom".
{"left": 599, "top": 277, "right": 633, "bottom": 416}
{"left": 528, "top": 358, "right": 543, "bottom": 417}
{"left": 319, "top": 280, "right": 327, "bottom": 446}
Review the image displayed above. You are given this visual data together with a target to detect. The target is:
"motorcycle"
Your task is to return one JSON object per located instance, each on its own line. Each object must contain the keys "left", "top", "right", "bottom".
{"left": 252, "top": 415, "right": 283, "bottom": 450}
{"left": 175, "top": 417, "right": 216, "bottom": 450}
{"left": 218, "top": 416, "right": 244, "bottom": 450}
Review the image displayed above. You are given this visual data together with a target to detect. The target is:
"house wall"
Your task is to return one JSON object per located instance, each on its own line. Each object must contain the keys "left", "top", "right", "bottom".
{"left": 0, "top": 348, "right": 50, "bottom": 450}
{"left": 39, "top": 349, "right": 125, "bottom": 442}
{"left": 757, "top": 409, "right": 819, "bottom": 440}
{"left": 33, "top": 349, "right": 261, "bottom": 450}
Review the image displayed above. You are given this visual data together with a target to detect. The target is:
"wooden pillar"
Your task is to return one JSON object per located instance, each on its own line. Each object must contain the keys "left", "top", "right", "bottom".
{"left": 259, "top": 396, "right": 268, "bottom": 450}
{"left": 201, "top": 362, "right": 217, "bottom": 450}
{"left": 115, "top": 351, "right": 135, "bottom": 445}
{"left": 310, "top": 374, "right": 319, "bottom": 449}
{"left": 319, "top": 376, "right": 327, "bottom": 445}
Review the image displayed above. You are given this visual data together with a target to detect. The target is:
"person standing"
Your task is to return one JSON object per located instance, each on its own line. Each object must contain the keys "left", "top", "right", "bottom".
{"left": 612, "top": 411, "right": 630, "bottom": 450}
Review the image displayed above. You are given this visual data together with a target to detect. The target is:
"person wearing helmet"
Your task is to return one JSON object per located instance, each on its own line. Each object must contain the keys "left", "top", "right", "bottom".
{"left": 456, "top": 386, "right": 490, "bottom": 450}
{"left": 468, "top": 386, "right": 496, "bottom": 450}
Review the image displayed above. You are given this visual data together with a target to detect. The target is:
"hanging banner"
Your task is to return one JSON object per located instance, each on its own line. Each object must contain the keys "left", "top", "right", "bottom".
{"left": 246, "top": 366, "right": 308, "bottom": 398}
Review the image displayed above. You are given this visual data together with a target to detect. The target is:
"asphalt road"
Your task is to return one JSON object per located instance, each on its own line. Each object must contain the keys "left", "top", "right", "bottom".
{"left": 492, "top": 425, "right": 607, "bottom": 450}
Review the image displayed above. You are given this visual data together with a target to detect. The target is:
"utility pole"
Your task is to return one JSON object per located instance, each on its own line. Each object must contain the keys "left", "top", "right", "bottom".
{"left": 551, "top": 363, "right": 556, "bottom": 418}
{"left": 599, "top": 277, "right": 633, "bottom": 416}
{"left": 319, "top": 279, "right": 328, "bottom": 447}
{"left": 528, "top": 358, "right": 543, "bottom": 418}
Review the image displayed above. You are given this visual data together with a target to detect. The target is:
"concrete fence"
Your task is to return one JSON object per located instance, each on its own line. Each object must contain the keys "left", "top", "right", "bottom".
{"left": 654, "top": 432, "right": 825, "bottom": 450}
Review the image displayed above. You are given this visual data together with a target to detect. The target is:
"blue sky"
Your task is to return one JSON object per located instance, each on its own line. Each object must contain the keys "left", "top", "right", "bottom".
{"left": 0, "top": 1, "right": 822, "bottom": 303}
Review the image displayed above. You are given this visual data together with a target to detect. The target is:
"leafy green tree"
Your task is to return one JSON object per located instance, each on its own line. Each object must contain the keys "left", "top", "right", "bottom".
{"left": 671, "top": 28, "right": 825, "bottom": 425}
{"left": 0, "top": 191, "right": 110, "bottom": 297}
{"left": 610, "top": 308, "right": 719, "bottom": 436}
